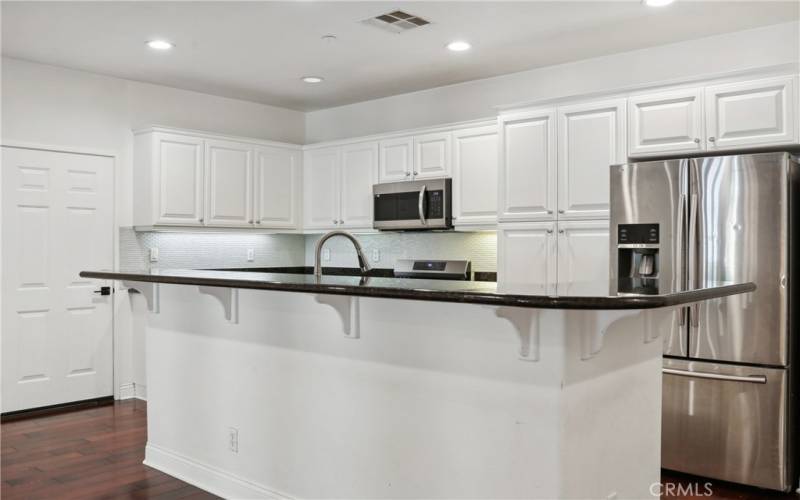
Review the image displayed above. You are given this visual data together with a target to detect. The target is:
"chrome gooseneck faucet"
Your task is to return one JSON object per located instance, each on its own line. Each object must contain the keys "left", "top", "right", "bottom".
{"left": 314, "top": 230, "right": 371, "bottom": 278}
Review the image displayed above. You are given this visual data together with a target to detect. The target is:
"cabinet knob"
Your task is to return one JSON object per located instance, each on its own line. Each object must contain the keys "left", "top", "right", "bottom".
{"left": 708, "top": 137, "right": 716, "bottom": 142}
{"left": 248, "top": 220, "right": 253, "bottom": 224}
{"left": 559, "top": 229, "right": 565, "bottom": 234}
{"left": 546, "top": 229, "right": 553, "bottom": 234}
{"left": 199, "top": 218, "right": 204, "bottom": 223}
{"left": 558, "top": 209, "right": 565, "bottom": 214}
{"left": 405, "top": 172, "right": 411, "bottom": 177}
{"left": 693, "top": 138, "right": 700, "bottom": 144}
{"left": 413, "top": 171, "right": 418, "bottom": 176}
{"left": 333, "top": 219, "right": 338, "bottom": 224}
{"left": 256, "top": 221, "right": 261, "bottom": 225}
{"left": 339, "top": 219, "right": 344, "bottom": 224}
{"left": 547, "top": 210, "right": 553, "bottom": 215}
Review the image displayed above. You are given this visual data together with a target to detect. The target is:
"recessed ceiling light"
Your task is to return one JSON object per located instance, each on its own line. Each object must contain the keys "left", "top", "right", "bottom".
{"left": 447, "top": 41, "right": 471, "bottom": 52}
{"left": 301, "top": 76, "right": 324, "bottom": 84}
{"left": 146, "top": 40, "right": 174, "bottom": 50}
{"left": 643, "top": 0, "right": 674, "bottom": 6}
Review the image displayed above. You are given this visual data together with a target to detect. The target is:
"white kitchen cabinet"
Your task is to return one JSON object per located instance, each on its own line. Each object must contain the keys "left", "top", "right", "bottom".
{"left": 705, "top": 75, "right": 797, "bottom": 150}
{"left": 556, "top": 220, "right": 610, "bottom": 287}
{"left": 558, "top": 99, "right": 626, "bottom": 220}
{"left": 413, "top": 131, "right": 451, "bottom": 179}
{"left": 497, "top": 222, "right": 557, "bottom": 292}
{"left": 452, "top": 125, "right": 498, "bottom": 226}
{"left": 254, "top": 146, "right": 300, "bottom": 228}
{"left": 340, "top": 142, "right": 378, "bottom": 228}
{"left": 379, "top": 136, "right": 413, "bottom": 182}
{"left": 146, "top": 132, "right": 205, "bottom": 226}
{"left": 498, "top": 109, "right": 557, "bottom": 222}
{"left": 205, "top": 139, "right": 254, "bottom": 227}
{"left": 628, "top": 88, "right": 704, "bottom": 157}
{"left": 303, "top": 147, "right": 341, "bottom": 230}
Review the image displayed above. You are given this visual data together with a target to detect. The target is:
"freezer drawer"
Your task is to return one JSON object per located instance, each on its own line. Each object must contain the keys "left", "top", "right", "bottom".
{"left": 662, "top": 358, "right": 791, "bottom": 491}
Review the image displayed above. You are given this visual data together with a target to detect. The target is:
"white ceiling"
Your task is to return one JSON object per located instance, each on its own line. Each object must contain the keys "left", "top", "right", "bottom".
{"left": 2, "top": 1, "right": 797, "bottom": 111}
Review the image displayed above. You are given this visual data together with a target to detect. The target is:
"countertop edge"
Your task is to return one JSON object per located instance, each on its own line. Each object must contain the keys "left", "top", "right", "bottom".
{"left": 79, "top": 270, "right": 756, "bottom": 310}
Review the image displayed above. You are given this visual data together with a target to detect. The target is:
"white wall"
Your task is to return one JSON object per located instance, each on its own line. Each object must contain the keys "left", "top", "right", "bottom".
{"left": 305, "top": 21, "right": 800, "bottom": 143}
{"left": 1, "top": 56, "right": 306, "bottom": 398}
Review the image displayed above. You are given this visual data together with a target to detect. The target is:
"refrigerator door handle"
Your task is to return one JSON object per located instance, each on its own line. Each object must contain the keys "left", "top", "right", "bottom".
{"left": 677, "top": 193, "right": 688, "bottom": 326}
{"left": 688, "top": 192, "right": 700, "bottom": 327}
{"left": 663, "top": 368, "right": 767, "bottom": 384}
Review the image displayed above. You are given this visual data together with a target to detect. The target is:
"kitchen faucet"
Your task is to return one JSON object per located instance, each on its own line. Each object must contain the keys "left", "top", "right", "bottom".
{"left": 314, "top": 230, "right": 371, "bottom": 278}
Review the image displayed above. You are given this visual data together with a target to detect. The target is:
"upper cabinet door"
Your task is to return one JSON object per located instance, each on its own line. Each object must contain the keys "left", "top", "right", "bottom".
{"left": 379, "top": 136, "right": 413, "bottom": 182}
{"left": 557, "top": 99, "right": 626, "bottom": 220}
{"left": 705, "top": 75, "right": 797, "bottom": 150}
{"left": 204, "top": 139, "right": 254, "bottom": 227}
{"left": 304, "top": 147, "right": 341, "bottom": 229}
{"left": 497, "top": 222, "right": 557, "bottom": 292}
{"left": 628, "top": 88, "right": 704, "bottom": 157}
{"left": 254, "top": 146, "right": 300, "bottom": 229}
{"left": 556, "top": 220, "right": 610, "bottom": 287}
{"left": 498, "top": 109, "right": 557, "bottom": 222}
{"left": 452, "top": 125, "right": 498, "bottom": 226}
{"left": 340, "top": 142, "right": 378, "bottom": 229}
{"left": 413, "top": 132, "right": 451, "bottom": 179}
{"left": 154, "top": 133, "right": 205, "bottom": 225}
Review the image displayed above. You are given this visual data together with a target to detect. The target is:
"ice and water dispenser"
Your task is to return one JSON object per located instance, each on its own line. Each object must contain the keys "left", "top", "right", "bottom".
{"left": 616, "top": 223, "right": 660, "bottom": 295}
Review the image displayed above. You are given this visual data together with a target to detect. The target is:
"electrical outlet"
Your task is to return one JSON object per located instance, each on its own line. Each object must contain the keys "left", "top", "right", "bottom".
{"left": 246, "top": 249, "right": 255, "bottom": 262}
{"left": 149, "top": 247, "right": 159, "bottom": 262}
{"left": 371, "top": 249, "right": 380, "bottom": 262}
{"left": 322, "top": 248, "right": 331, "bottom": 261}
{"left": 228, "top": 427, "right": 239, "bottom": 453}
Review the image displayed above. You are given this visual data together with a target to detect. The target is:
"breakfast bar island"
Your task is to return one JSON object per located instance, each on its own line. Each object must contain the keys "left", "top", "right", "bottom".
{"left": 81, "top": 268, "right": 754, "bottom": 500}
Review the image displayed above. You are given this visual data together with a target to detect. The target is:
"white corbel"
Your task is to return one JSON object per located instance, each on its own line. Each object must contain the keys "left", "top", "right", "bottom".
{"left": 198, "top": 286, "right": 239, "bottom": 324}
{"left": 122, "top": 281, "right": 160, "bottom": 313}
{"left": 314, "top": 294, "right": 360, "bottom": 339}
{"left": 491, "top": 307, "right": 540, "bottom": 361}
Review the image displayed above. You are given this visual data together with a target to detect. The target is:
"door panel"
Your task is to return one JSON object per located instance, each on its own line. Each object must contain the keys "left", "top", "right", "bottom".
{"left": 705, "top": 76, "right": 796, "bottom": 150}
{"left": 498, "top": 222, "right": 556, "bottom": 292}
{"left": 498, "top": 110, "right": 557, "bottom": 221}
{"left": 689, "top": 153, "right": 789, "bottom": 366}
{"left": 558, "top": 99, "right": 626, "bottom": 219}
{"left": 2, "top": 147, "right": 114, "bottom": 412}
{"left": 254, "top": 146, "right": 299, "bottom": 228}
{"left": 155, "top": 133, "right": 204, "bottom": 225}
{"left": 340, "top": 142, "right": 377, "bottom": 228}
{"left": 303, "top": 148, "right": 340, "bottom": 229}
{"left": 413, "top": 132, "right": 450, "bottom": 179}
{"left": 662, "top": 358, "right": 790, "bottom": 491}
{"left": 610, "top": 159, "right": 688, "bottom": 356}
{"left": 379, "top": 137, "right": 412, "bottom": 182}
{"left": 205, "top": 140, "right": 253, "bottom": 226}
{"left": 556, "top": 221, "right": 609, "bottom": 286}
{"left": 628, "top": 88, "right": 704, "bottom": 157}
{"left": 452, "top": 125, "right": 498, "bottom": 226}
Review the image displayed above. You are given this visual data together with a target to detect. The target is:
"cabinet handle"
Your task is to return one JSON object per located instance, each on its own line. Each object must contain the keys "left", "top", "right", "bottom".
{"left": 708, "top": 137, "right": 716, "bottom": 142}
{"left": 693, "top": 138, "right": 700, "bottom": 144}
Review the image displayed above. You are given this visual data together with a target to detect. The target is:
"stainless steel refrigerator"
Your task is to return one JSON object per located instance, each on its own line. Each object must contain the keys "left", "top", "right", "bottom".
{"left": 610, "top": 152, "right": 799, "bottom": 492}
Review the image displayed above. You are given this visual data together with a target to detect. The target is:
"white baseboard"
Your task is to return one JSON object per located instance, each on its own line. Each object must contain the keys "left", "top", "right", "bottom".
{"left": 118, "top": 383, "right": 136, "bottom": 400}
{"left": 118, "top": 383, "right": 147, "bottom": 401}
{"left": 144, "top": 443, "right": 292, "bottom": 499}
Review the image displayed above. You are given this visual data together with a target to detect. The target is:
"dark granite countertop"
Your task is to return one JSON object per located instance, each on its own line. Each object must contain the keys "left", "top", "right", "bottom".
{"left": 79, "top": 268, "right": 755, "bottom": 310}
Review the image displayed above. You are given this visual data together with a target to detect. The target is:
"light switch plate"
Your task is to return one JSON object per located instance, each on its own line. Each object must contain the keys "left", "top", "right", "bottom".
{"left": 246, "top": 249, "right": 254, "bottom": 262}
{"left": 149, "top": 247, "right": 159, "bottom": 262}
{"left": 372, "top": 249, "right": 380, "bottom": 262}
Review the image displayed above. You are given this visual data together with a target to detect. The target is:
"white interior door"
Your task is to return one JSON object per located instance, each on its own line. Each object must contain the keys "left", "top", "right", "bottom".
{"left": 2, "top": 147, "right": 114, "bottom": 413}
{"left": 340, "top": 142, "right": 377, "bottom": 228}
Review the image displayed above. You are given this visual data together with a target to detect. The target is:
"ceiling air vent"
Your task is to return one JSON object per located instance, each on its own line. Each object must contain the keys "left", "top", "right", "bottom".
{"left": 363, "top": 10, "right": 431, "bottom": 34}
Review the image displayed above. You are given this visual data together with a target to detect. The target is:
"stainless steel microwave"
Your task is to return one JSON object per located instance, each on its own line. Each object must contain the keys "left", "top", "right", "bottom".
{"left": 373, "top": 178, "right": 452, "bottom": 230}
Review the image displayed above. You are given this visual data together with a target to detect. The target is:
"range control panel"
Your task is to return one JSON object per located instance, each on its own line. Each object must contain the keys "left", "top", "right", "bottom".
{"left": 618, "top": 223, "right": 659, "bottom": 244}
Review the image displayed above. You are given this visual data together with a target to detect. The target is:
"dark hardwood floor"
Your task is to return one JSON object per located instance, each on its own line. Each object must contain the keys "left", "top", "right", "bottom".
{"left": 1, "top": 399, "right": 218, "bottom": 499}
{"left": 2, "top": 399, "right": 798, "bottom": 499}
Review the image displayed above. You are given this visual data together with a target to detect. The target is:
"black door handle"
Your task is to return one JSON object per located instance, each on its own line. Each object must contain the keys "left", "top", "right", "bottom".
{"left": 93, "top": 286, "right": 112, "bottom": 296}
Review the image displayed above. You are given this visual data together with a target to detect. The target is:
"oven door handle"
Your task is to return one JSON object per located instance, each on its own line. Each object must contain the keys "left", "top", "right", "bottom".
{"left": 418, "top": 184, "right": 427, "bottom": 225}
{"left": 663, "top": 368, "right": 767, "bottom": 384}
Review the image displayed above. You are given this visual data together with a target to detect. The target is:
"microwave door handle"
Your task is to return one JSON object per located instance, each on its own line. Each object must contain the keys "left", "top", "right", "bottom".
{"left": 418, "top": 184, "right": 427, "bottom": 225}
